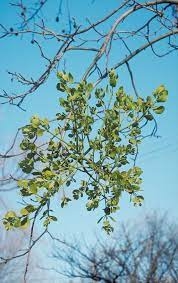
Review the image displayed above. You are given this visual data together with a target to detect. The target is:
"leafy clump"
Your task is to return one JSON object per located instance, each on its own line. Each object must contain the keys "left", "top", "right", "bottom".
{"left": 3, "top": 71, "right": 168, "bottom": 233}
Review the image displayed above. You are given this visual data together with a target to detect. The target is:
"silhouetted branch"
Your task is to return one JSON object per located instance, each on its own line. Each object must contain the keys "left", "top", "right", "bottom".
{"left": 0, "top": 0, "right": 177, "bottom": 107}
{"left": 50, "top": 213, "right": 178, "bottom": 283}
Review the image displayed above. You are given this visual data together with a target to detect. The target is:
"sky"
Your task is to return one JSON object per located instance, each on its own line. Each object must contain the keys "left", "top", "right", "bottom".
{"left": 0, "top": 0, "right": 178, "bottom": 281}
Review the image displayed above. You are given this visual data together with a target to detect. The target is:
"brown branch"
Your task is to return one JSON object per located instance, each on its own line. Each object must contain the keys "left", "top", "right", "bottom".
{"left": 96, "top": 29, "right": 178, "bottom": 85}
{"left": 0, "top": 228, "right": 47, "bottom": 264}
{"left": 125, "top": 61, "right": 139, "bottom": 97}
{"left": 83, "top": 0, "right": 178, "bottom": 80}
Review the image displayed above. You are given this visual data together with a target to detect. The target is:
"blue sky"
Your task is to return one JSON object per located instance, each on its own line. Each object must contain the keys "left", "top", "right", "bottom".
{"left": 0, "top": 0, "right": 178, "bottom": 279}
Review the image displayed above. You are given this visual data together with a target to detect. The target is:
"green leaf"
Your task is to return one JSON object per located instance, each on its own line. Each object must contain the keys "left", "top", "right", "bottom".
{"left": 145, "top": 114, "right": 154, "bottom": 121}
{"left": 20, "top": 217, "right": 30, "bottom": 229}
{"left": 157, "top": 90, "right": 168, "bottom": 103}
{"left": 57, "top": 83, "right": 66, "bottom": 92}
{"left": 50, "top": 215, "right": 58, "bottom": 221}
{"left": 102, "top": 220, "right": 114, "bottom": 234}
{"left": 42, "top": 169, "right": 55, "bottom": 179}
{"left": 29, "top": 182, "right": 38, "bottom": 194}
{"left": 61, "top": 197, "right": 71, "bottom": 208}
{"left": 129, "top": 138, "right": 137, "bottom": 145}
{"left": 86, "top": 83, "right": 93, "bottom": 93}
{"left": 153, "top": 106, "right": 165, "bottom": 114}
{"left": 5, "top": 211, "right": 16, "bottom": 218}
{"left": 73, "top": 190, "right": 80, "bottom": 200}
{"left": 37, "top": 128, "right": 44, "bottom": 137}
{"left": 109, "top": 69, "right": 118, "bottom": 87}
{"left": 17, "top": 179, "right": 29, "bottom": 188}
{"left": 132, "top": 195, "right": 144, "bottom": 206}
{"left": 20, "top": 208, "right": 29, "bottom": 216}
{"left": 21, "top": 205, "right": 36, "bottom": 216}
{"left": 68, "top": 72, "right": 74, "bottom": 83}
{"left": 30, "top": 115, "right": 40, "bottom": 128}
{"left": 19, "top": 158, "right": 34, "bottom": 174}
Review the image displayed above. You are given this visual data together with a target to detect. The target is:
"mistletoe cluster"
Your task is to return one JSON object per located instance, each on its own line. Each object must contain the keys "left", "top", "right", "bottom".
{"left": 3, "top": 71, "right": 168, "bottom": 233}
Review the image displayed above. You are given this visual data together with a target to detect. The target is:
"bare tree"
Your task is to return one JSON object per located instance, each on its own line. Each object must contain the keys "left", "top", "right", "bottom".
{"left": 50, "top": 213, "right": 178, "bottom": 283}
{"left": 0, "top": 227, "right": 32, "bottom": 283}
{"left": 0, "top": 223, "right": 52, "bottom": 283}
{"left": 0, "top": 0, "right": 177, "bottom": 108}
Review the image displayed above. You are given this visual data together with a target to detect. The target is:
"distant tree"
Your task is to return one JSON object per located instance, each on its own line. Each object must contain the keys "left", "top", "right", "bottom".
{"left": 0, "top": 228, "right": 30, "bottom": 283}
{"left": 0, "top": 225, "right": 49, "bottom": 283}
{"left": 51, "top": 213, "right": 178, "bottom": 283}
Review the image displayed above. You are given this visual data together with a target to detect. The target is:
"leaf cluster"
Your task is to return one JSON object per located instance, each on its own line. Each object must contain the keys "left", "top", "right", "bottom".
{"left": 3, "top": 71, "right": 168, "bottom": 233}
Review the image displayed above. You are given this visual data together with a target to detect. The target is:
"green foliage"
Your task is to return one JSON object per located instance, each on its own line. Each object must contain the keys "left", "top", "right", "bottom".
{"left": 3, "top": 71, "right": 168, "bottom": 233}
